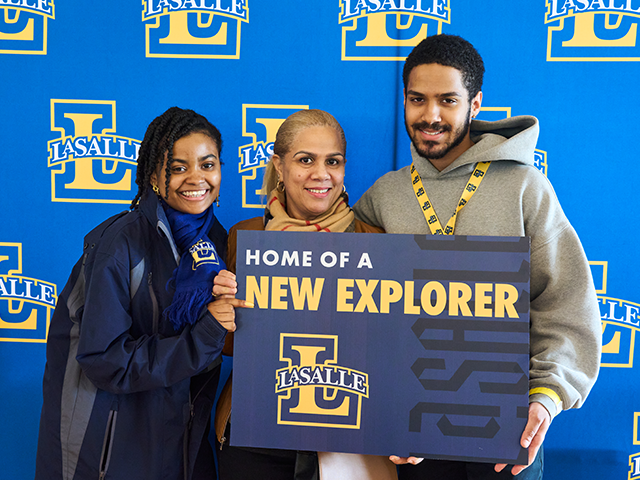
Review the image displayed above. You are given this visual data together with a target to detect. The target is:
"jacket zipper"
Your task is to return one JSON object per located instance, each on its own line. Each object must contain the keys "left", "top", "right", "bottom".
{"left": 219, "top": 407, "right": 231, "bottom": 450}
{"left": 183, "top": 371, "right": 218, "bottom": 478}
{"left": 98, "top": 410, "right": 117, "bottom": 480}
{"left": 148, "top": 272, "right": 159, "bottom": 335}
{"left": 183, "top": 392, "right": 195, "bottom": 480}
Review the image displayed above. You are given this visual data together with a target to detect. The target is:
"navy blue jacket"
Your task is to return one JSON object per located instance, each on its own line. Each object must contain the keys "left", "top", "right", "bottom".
{"left": 36, "top": 192, "right": 228, "bottom": 480}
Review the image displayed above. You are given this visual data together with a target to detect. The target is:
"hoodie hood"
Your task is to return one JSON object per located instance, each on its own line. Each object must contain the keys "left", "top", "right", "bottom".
{"left": 412, "top": 115, "right": 540, "bottom": 173}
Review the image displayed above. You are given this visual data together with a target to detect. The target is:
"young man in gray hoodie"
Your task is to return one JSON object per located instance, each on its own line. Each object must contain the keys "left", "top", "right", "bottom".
{"left": 354, "top": 34, "right": 601, "bottom": 480}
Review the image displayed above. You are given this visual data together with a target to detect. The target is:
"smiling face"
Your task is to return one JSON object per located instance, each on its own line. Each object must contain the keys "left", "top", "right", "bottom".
{"left": 273, "top": 126, "right": 346, "bottom": 221}
{"left": 151, "top": 132, "right": 221, "bottom": 214}
{"left": 404, "top": 63, "right": 482, "bottom": 171}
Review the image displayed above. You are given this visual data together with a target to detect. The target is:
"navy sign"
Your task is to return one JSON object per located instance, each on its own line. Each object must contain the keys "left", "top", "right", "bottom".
{"left": 232, "top": 231, "right": 530, "bottom": 464}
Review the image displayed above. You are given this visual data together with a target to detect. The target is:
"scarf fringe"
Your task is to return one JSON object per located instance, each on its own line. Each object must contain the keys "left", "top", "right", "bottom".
{"left": 165, "top": 287, "right": 212, "bottom": 331}
{"left": 160, "top": 201, "right": 225, "bottom": 332}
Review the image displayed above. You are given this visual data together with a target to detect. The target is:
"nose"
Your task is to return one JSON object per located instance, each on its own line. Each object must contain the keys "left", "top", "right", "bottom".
{"left": 310, "top": 161, "right": 330, "bottom": 180}
{"left": 421, "top": 100, "right": 442, "bottom": 125}
{"left": 186, "top": 166, "right": 206, "bottom": 184}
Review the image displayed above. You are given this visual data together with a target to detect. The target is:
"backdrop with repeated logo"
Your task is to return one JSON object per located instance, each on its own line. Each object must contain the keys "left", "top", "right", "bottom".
{"left": 1, "top": 1, "right": 638, "bottom": 479}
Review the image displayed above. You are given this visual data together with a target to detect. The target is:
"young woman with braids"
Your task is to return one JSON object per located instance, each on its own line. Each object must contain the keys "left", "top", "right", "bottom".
{"left": 36, "top": 107, "right": 251, "bottom": 480}
{"left": 210, "top": 109, "right": 398, "bottom": 480}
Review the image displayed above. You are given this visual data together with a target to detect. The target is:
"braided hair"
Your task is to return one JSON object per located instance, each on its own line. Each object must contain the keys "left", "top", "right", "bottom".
{"left": 130, "top": 107, "right": 223, "bottom": 209}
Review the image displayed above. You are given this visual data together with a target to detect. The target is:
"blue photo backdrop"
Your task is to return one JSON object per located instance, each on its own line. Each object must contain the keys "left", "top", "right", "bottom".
{"left": 1, "top": 1, "right": 638, "bottom": 479}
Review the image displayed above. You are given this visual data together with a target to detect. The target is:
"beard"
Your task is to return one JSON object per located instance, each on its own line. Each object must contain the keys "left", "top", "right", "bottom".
{"left": 407, "top": 107, "right": 472, "bottom": 161}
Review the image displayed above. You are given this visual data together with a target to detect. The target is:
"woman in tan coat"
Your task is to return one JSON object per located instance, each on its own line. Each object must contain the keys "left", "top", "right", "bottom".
{"left": 213, "top": 110, "right": 397, "bottom": 480}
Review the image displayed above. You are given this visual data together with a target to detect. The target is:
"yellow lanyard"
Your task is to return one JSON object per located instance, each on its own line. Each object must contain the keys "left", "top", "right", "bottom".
{"left": 410, "top": 161, "right": 491, "bottom": 235}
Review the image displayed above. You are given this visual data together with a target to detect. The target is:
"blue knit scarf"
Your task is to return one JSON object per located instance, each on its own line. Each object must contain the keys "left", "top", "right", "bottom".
{"left": 162, "top": 201, "right": 226, "bottom": 331}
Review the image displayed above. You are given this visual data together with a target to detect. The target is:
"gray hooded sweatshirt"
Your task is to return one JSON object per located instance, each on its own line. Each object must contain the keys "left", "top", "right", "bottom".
{"left": 354, "top": 115, "right": 601, "bottom": 419}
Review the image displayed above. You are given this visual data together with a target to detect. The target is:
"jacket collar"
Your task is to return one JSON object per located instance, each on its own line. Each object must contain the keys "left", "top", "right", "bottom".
{"left": 139, "top": 192, "right": 180, "bottom": 264}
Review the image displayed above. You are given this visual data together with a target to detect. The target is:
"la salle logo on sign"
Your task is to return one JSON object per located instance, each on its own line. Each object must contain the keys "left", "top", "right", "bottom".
{"left": 238, "top": 104, "right": 308, "bottom": 209}
{"left": 47, "top": 99, "right": 140, "bottom": 204}
{"left": 545, "top": 0, "right": 640, "bottom": 61}
{"left": 0, "top": 242, "right": 57, "bottom": 343}
{"left": 142, "top": 0, "right": 249, "bottom": 59}
{"left": 0, "top": 0, "right": 54, "bottom": 55}
{"left": 339, "top": 0, "right": 449, "bottom": 61}
{"left": 276, "top": 333, "right": 369, "bottom": 429}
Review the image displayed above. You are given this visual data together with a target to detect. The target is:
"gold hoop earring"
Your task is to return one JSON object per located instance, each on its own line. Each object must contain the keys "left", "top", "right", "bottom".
{"left": 152, "top": 184, "right": 160, "bottom": 196}
{"left": 216, "top": 195, "right": 220, "bottom": 207}
{"left": 276, "top": 180, "right": 285, "bottom": 192}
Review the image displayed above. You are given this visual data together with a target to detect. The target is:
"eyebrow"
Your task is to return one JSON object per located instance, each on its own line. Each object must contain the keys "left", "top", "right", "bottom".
{"left": 406, "top": 89, "right": 463, "bottom": 98}
{"left": 293, "top": 150, "right": 345, "bottom": 158}
{"left": 170, "top": 153, "right": 218, "bottom": 164}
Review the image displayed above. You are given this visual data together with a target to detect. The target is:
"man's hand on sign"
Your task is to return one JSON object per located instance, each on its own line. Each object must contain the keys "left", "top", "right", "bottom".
{"left": 494, "top": 401, "right": 550, "bottom": 475}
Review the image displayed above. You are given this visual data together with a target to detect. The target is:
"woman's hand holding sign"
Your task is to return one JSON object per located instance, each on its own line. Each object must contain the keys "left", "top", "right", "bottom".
{"left": 208, "top": 269, "right": 253, "bottom": 332}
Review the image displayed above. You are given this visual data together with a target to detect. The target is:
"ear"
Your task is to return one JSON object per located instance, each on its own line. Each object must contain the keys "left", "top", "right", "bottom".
{"left": 470, "top": 91, "right": 483, "bottom": 119}
{"left": 272, "top": 155, "right": 283, "bottom": 178}
{"left": 150, "top": 171, "right": 158, "bottom": 187}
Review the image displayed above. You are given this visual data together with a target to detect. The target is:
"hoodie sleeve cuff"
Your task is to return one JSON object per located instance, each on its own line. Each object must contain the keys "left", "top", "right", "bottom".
{"left": 529, "top": 387, "right": 563, "bottom": 418}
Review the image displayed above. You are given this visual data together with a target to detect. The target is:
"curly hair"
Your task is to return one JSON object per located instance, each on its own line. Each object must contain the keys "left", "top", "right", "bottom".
{"left": 262, "top": 109, "right": 346, "bottom": 195}
{"left": 403, "top": 34, "right": 484, "bottom": 101}
{"left": 130, "top": 107, "right": 222, "bottom": 209}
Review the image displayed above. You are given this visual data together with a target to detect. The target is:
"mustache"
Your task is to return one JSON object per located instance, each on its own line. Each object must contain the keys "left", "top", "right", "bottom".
{"left": 412, "top": 122, "right": 451, "bottom": 133}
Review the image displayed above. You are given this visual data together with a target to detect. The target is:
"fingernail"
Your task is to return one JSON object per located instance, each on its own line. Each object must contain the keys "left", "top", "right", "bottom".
{"left": 245, "top": 301, "right": 254, "bottom": 308}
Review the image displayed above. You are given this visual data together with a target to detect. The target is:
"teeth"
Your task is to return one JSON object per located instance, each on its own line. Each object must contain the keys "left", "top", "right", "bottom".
{"left": 181, "top": 190, "right": 206, "bottom": 197}
{"left": 308, "top": 188, "right": 329, "bottom": 194}
{"left": 421, "top": 130, "right": 442, "bottom": 136}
